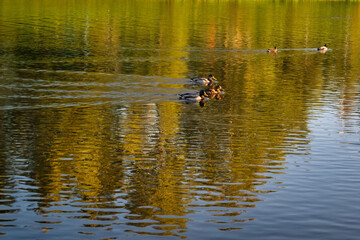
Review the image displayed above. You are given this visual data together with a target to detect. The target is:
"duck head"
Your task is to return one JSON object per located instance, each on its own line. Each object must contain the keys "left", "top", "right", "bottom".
{"left": 215, "top": 85, "right": 224, "bottom": 92}
{"left": 199, "top": 89, "right": 208, "bottom": 97}
{"left": 208, "top": 75, "right": 217, "bottom": 81}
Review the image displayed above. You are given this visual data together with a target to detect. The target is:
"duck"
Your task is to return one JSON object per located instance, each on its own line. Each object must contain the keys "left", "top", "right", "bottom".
{"left": 267, "top": 46, "right": 277, "bottom": 53}
{"left": 190, "top": 75, "right": 216, "bottom": 86}
{"left": 179, "top": 89, "right": 208, "bottom": 103}
{"left": 205, "top": 85, "right": 224, "bottom": 98}
{"left": 317, "top": 43, "right": 328, "bottom": 51}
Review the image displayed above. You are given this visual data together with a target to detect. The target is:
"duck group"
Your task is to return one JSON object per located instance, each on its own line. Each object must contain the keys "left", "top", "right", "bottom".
{"left": 266, "top": 44, "right": 329, "bottom": 53}
{"left": 178, "top": 43, "right": 329, "bottom": 105}
{"left": 179, "top": 75, "right": 224, "bottom": 105}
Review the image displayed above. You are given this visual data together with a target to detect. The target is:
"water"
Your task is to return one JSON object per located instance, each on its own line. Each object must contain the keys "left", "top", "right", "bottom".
{"left": 0, "top": 0, "right": 360, "bottom": 239}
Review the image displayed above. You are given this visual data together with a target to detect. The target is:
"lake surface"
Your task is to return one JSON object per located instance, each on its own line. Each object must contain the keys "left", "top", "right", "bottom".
{"left": 0, "top": 0, "right": 360, "bottom": 239}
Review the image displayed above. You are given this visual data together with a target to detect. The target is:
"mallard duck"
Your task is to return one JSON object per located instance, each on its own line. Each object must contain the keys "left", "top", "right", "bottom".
{"left": 267, "top": 46, "right": 277, "bottom": 53}
{"left": 190, "top": 75, "right": 216, "bottom": 86}
{"left": 205, "top": 85, "right": 224, "bottom": 98}
{"left": 317, "top": 43, "right": 328, "bottom": 51}
{"left": 179, "top": 89, "right": 208, "bottom": 103}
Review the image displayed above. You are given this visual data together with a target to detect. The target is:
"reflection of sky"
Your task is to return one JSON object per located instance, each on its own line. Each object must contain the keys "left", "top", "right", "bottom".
{"left": 239, "top": 99, "right": 360, "bottom": 240}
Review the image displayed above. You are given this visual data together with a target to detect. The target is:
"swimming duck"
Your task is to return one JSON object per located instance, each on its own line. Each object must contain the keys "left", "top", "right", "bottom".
{"left": 205, "top": 85, "right": 224, "bottom": 98}
{"left": 190, "top": 75, "right": 216, "bottom": 86}
{"left": 267, "top": 46, "right": 277, "bottom": 53}
{"left": 317, "top": 44, "right": 328, "bottom": 51}
{"left": 179, "top": 89, "right": 208, "bottom": 103}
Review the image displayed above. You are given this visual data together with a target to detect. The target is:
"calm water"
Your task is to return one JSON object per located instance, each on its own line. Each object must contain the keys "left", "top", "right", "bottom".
{"left": 0, "top": 0, "right": 360, "bottom": 239}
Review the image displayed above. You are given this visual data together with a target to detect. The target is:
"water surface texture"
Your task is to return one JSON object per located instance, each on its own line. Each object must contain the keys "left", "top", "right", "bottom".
{"left": 0, "top": 0, "right": 360, "bottom": 239}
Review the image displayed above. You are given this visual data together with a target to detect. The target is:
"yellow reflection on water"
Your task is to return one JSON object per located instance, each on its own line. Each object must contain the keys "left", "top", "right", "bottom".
{"left": 0, "top": 0, "right": 360, "bottom": 239}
